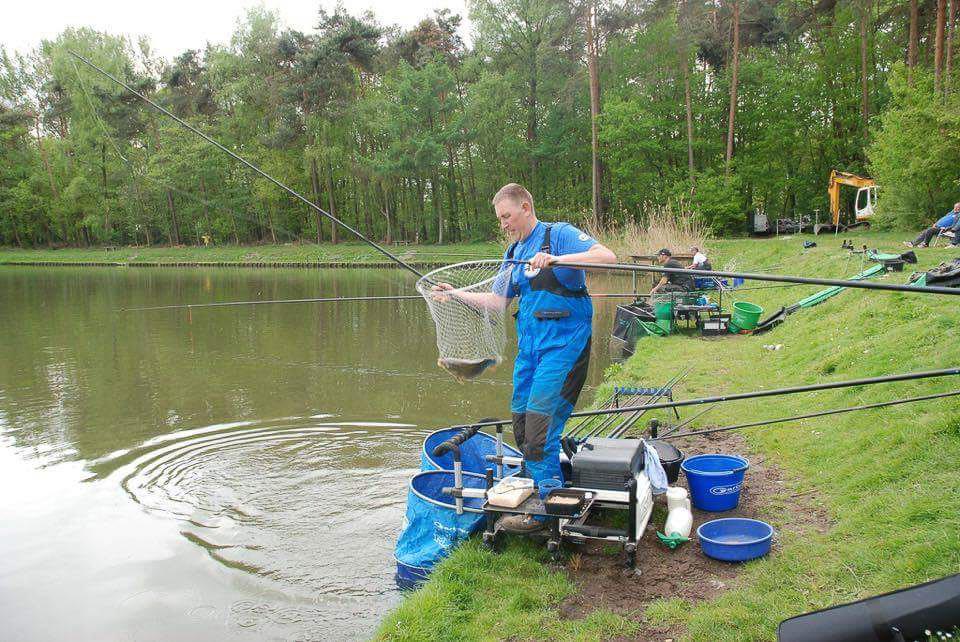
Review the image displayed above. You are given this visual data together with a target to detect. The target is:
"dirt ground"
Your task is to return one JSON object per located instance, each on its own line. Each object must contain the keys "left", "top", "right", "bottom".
{"left": 556, "top": 429, "right": 831, "bottom": 641}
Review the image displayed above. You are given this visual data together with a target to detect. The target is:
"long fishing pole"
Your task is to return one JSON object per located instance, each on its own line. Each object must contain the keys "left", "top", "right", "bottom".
{"left": 69, "top": 51, "right": 426, "bottom": 281}
{"left": 122, "top": 291, "right": 643, "bottom": 312}
{"left": 653, "top": 402, "right": 719, "bottom": 438}
{"left": 548, "top": 260, "right": 960, "bottom": 297}
{"left": 434, "top": 367, "right": 960, "bottom": 432}
{"left": 661, "top": 389, "right": 960, "bottom": 440}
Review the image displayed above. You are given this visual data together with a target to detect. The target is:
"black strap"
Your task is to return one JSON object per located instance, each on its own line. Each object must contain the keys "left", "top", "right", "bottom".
{"left": 506, "top": 223, "right": 551, "bottom": 260}
{"left": 541, "top": 224, "right": 552, "bottom": 253}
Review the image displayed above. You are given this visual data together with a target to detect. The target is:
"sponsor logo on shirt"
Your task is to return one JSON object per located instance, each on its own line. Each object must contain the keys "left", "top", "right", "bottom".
{"left": 578, "top": 233, "right": 591, "bottom": 241}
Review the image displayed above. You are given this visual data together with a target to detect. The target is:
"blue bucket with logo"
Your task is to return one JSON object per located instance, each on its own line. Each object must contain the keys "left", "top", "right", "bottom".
{"left": 421, "top": 428, "right": 522, "bottom": 477}
{"left": 681, "top": 454, "right": 749, "bottom": 512}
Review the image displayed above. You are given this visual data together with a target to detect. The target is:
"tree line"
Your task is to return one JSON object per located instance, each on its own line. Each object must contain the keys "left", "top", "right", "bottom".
{"left": 0, "top": 0, "right": 957, "bottom": 248}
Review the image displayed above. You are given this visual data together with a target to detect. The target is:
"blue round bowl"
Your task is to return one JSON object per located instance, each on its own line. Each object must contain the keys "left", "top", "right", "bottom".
{"left": 697, "top": 518, "right": 773, "bottom": 562}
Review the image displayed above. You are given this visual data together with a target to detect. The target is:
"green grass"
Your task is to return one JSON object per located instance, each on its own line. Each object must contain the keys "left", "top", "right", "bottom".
{"left": 378, "top": 230, "right": 960, "bottom": 641}
{"left": 379, "top": 539, "right": 641, "bottom": 642}
{"left": 0, "top": 241, "right": 502, "bottom": 265}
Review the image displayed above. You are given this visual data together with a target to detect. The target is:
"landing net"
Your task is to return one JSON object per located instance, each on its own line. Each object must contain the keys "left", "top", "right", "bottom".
{"left": 416, "top": 260, "right": 515, "bottom": 382}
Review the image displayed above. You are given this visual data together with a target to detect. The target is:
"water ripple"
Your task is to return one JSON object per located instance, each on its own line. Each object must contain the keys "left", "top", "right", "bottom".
{"left": 90, "top": 417, "right": 419, "bottom": 639}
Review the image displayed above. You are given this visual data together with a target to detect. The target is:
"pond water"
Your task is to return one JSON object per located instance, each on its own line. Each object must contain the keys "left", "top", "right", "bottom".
{"left": 0, "top": 265, "right": 625, "bottom": 641}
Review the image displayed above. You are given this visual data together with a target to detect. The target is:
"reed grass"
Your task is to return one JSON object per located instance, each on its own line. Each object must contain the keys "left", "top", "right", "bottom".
{"left": 586, "top": 203, "right": 711, "bottom": 260}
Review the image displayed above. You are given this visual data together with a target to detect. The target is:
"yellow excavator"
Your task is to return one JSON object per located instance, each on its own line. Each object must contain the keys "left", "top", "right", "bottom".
{"left": 815, "top": 170, "right": 878, "bottom": 234}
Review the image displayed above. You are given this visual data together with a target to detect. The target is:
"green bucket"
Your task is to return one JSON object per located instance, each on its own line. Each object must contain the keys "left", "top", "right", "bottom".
{"left": 653, "top": 299, "right": 674, "bottom": 321}
{"left": 652, "top": 298, "right": 674, "bottom": 334}
{"left": 728, "top": 301, "right": 763, "bottom": 333}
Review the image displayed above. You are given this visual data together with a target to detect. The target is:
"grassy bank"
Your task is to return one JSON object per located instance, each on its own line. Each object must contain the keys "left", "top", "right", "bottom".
{"left": 0, "top": 242, "right": 502, "bottom": 266}
{"left": 377, "top": 231, "right": 960, "bottom": 641}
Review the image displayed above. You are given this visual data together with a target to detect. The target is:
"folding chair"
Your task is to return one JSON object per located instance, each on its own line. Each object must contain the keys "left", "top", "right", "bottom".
{"left": 932, "top": 228, "right": 957, "bottom": 247}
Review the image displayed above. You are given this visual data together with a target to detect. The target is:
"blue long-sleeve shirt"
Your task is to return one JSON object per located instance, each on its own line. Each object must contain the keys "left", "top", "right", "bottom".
{"left": 935, "top": 212, "right": 958, "bottom": 228}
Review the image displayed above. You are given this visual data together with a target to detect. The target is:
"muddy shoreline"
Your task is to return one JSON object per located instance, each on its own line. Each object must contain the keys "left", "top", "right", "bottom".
{"left": 556, "top": 428, "right": 831, "bottom": 641}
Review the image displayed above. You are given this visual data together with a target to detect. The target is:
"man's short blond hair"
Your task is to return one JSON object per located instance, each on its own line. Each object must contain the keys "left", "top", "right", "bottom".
{"left": 492, "top": 183, "right": 535, "bottom": 212}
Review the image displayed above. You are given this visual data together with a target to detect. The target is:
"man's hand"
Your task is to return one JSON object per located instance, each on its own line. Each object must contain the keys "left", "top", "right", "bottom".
{"left": 528, "top": 252, "right": 557, "bottom": 270}
{"left": 431, "top": 282, "right": 454, "bottom": 302}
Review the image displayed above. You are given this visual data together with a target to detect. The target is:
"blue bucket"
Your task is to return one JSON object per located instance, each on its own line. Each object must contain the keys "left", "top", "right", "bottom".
{"left": 697, "top": 518, "right": 773, "bottom": 562}
{"left": 394, "top": 470, "right": 488, "bottom": 589}
{"left": 421, "top": 428, "right": 522, "bottom": 477}
{"left": 681, "top": 454, "right": 749, "bottom": 512}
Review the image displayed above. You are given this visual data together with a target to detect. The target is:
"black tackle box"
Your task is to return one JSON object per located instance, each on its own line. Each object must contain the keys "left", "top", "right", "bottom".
{"left": 570, "top": 438, "right": 644, "bottom": 491}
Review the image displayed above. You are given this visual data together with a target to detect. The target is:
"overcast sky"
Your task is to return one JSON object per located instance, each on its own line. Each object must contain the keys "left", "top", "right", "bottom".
{"left": 1, "top": 0, "right": 472, "bottom": 60}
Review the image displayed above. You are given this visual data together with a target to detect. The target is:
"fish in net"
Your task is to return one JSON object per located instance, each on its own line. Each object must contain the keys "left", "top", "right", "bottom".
{"left": 416, "top": 260, "right": 515, "bottom": 382}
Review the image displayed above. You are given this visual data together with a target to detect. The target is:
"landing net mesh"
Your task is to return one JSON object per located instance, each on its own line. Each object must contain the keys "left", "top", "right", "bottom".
{"left": 416, "top": 260, "right": 515, "bottom": 382}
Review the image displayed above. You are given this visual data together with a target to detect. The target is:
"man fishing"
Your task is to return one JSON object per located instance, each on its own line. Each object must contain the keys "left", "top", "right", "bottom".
{"left": 460, "top": 183, "right": 616, "bottom": 533}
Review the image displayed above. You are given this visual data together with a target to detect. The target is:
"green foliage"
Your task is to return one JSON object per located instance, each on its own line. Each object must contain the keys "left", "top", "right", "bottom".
{"left": 869, "top": 64, "right": 960, "bottom": 229}
{"left": 0, "top": 1, "right": 953, "bottom": 246}
{"left": 691, "top": 171, "right": 744, "bottom": 234}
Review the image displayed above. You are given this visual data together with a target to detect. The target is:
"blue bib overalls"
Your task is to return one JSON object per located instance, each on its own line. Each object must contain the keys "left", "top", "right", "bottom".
{"left": 506, "top": 224, "right": 592, "bottom": 490}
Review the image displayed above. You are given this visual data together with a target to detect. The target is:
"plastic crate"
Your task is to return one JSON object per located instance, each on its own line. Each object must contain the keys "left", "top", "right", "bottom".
{"left": 699, "top": 314, "right": 731, "bottom": 336}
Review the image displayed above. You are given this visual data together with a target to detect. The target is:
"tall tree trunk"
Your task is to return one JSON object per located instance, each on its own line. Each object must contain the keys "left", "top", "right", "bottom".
{"left": 34, "top": 117, "right": 58, "bottom": 246}
{"left": 326, "top": 162, "right": 338, "bottom": 244}
{"left": 199, "top": 175, "right": 211, "bottom": 241}
{"left": 948, "top": 0, "right": 956, "bottom": 95}
{"left": 352, "top": 177, "right": 361, "bottom": 236}
{"left": 133, "top": 182, "right": 150, "bottom": 246}
{"left": 309, "top": 157, "right": 324, "bottom": 243}
{"left": 464, "top": 140, "right": 479, "bottom": 221}
{"left": 445, "top": 145, "right": 458, "bottom": 241}
{"left": 266, "top": 202, "right": 278, "bottom": 244}
{"left": 936, "top": 0, "right": 947, "bottom": 93}
{"left": 432, "top": 175, "right": 444, "bottom": 244}
{"left": 678, "top": 0, "right": 696, "bottom": 188}
{"left": 416, "top": 177, "right": 426, "bottom": 244}
{"left": 364, "top": 184, "right": 374, "bottom": 239}
{"left": 101, "top": 143, "right": 111, "bottom": 241}
{"left": 11, "top": 215, "right": 23, "bottom": 247}
{"left": 381, "top": 181, "right": 394, "bottom": 244}
{"left": 860, "top": 0, "right": 871, "bottom": 129}
{"left": 166, "top": 189, "right": 180, "bottom": 245}
{"left": 909, "top": 0, "right": 919, "bottom": 85}
{"left": 586, "top": 0, "right": 605, "bottom": 224}
{"left": 528, "top": 45, "right": 539, "bottom": 193}
{"left": 453, "top": 77, "right": 480, "bottom": 220}
{"left": 454, "top": 160, "right": 469, "bottom": 239}
{"left": 724, "top": 0, "right": 740, "bottom": 178}
{"left": 683, "top": 63, "right": 696, "bottom": 187}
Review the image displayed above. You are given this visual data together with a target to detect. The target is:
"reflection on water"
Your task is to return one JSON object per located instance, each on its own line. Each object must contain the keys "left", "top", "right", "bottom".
{"left": 0, "top": 266, "right": 622, "bottom": 640}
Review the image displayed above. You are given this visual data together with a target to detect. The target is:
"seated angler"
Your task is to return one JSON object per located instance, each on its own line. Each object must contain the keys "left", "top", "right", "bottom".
{"left": 650, "top": 248, "right": 694, "bottom": 294}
